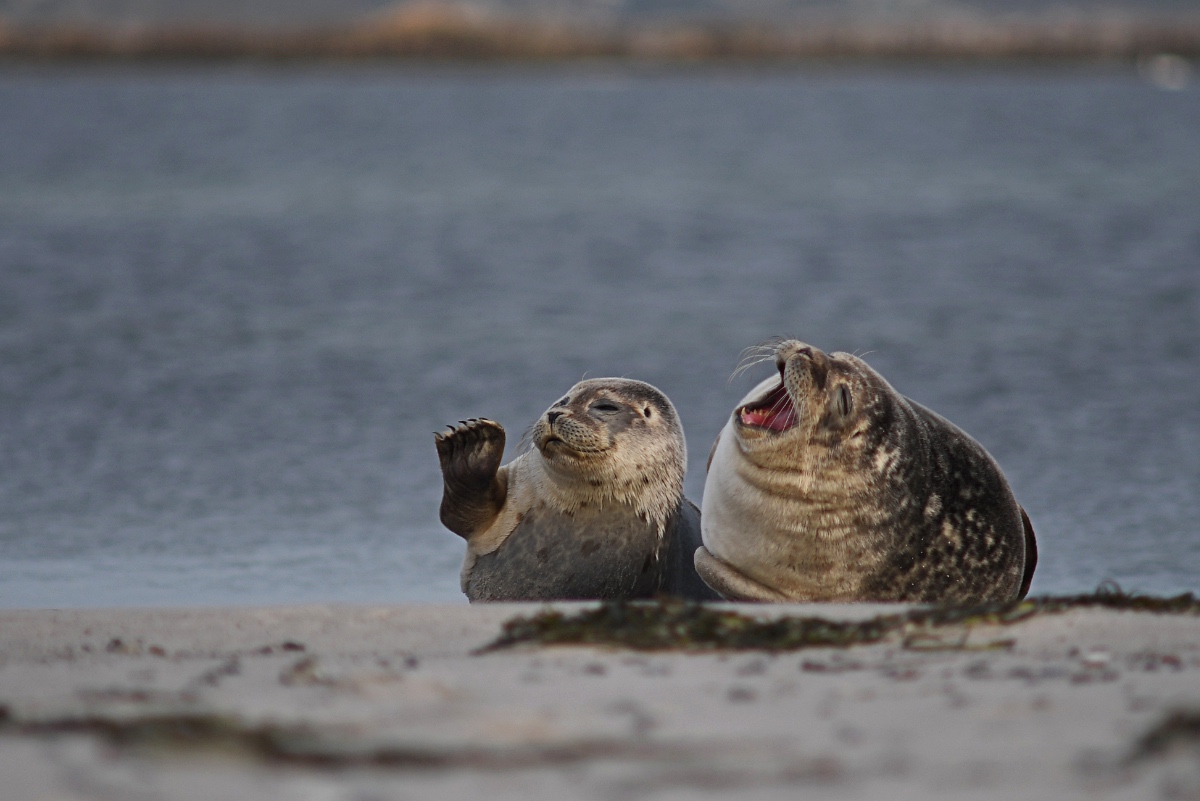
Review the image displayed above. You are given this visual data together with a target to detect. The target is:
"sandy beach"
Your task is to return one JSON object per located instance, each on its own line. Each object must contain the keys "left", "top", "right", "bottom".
{"left": 2, "top": 601, "right": 1198, "bottom": 799}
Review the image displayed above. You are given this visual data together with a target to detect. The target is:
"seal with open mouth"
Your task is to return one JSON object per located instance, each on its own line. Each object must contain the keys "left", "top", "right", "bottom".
{"left": 436, "top": 378, "right": 717, "bottom": 602}
{"left": 697, "top": 340, "right": 1037, "bottom": 604}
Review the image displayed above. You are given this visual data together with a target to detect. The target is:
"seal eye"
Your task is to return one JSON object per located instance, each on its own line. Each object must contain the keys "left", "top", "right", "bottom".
{"left": 643, "top": 407, "right": 652, "bottom": 418}
{"left": 591, "top": 401, "right": 621, "bottom": 414}
{"left": 835, "top": 385, "right": 853, "bottom": 417}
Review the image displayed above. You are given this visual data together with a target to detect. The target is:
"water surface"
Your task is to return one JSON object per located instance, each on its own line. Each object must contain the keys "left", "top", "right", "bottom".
{"left": 1, "top": 65, "right": 1197, "bottom": 606}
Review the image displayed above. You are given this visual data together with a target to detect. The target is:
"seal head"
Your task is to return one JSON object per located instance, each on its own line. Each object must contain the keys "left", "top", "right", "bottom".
{"left": 527, "top": 379, "right": 685, "bottom": 533}
{"left": 436, "top": 378, "right": 716, "bottom": 602}
{"left": 698, "top": 341, "right": 1036, "bottom": 604}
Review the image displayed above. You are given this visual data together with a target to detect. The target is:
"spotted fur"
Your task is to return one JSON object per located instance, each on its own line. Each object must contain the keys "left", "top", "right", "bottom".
{"left": 699, "top": 341, "right": 1036, "bottom": 604}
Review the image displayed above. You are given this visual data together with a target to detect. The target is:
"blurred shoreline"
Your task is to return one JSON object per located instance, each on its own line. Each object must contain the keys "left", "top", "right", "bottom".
{"left": 2, "top": 3, "right": 1199, "bottom": 62}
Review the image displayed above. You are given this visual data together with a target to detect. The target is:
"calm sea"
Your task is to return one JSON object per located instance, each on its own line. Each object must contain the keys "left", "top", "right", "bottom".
{"left": 1, "top": 64, "right": 1197, "bottom": 607}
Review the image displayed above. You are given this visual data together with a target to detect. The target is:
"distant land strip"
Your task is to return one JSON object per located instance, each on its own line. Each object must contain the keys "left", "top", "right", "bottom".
{"left": 2, "top": 7, "right": 1200, "bottom": 62}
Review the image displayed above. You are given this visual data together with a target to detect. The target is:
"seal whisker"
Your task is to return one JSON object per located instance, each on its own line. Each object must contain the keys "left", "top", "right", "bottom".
{"left": 733, "top": 347, "right": 773, "bottom": 367}
{"left": 730, "top": 353, "right": 776, "bottom": 382}
{"left": 732, "top": 336, "right": 790, "bottom": 376}
{"left": 733, "top": 353, "right": 771, "bottom": 368}
{"left": 740, "top": 341, "right": 779, "bottom": 357}
{"left": 732, "top": 343, "right": 781, "bottom": 382}
{"left": 518, "top": 423, "right": 538, "bottom": 453}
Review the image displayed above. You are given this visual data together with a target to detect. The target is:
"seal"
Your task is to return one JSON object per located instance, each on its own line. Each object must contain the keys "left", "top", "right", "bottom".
{"left": 435, "top": 378, "right": 718, "bottom": 602}
{"left": 697, "top": 340, "right": 1037, "bottom": 604}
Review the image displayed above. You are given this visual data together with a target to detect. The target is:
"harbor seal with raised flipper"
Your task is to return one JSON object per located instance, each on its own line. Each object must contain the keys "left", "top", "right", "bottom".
{"left": 697, "top": 340, "right": 1036, "bottom": 604}
{"left": 436, "top": 378, "right": 718, "bottom": 602}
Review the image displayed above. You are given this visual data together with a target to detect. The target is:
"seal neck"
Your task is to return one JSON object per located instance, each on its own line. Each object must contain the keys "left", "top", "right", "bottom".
{"left": 523, "top": 446, "right": 683, "bottom": 537}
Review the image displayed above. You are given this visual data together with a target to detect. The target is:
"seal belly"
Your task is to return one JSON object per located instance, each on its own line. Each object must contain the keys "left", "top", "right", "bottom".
{"left": 464, "top": 505, "right": 662, "bottom": 601}
{"left": 701, "top": 423, "right": 799, "bottom": 590}
{"left": 701, "top": 419, "right": 879, "bottom": 601}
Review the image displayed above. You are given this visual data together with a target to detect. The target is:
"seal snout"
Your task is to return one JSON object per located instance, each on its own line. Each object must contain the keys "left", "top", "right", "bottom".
{"left": 774, "top": 343, "right": 813, "bottom": 373}
{"left": 777, "top": 340, "right": 830, "bottom": 392}
{"left": 535, "top": 410, "right": 567, "bottom": 451}
{"left": 736, "top": 341, "right": 822, "bottom": 433}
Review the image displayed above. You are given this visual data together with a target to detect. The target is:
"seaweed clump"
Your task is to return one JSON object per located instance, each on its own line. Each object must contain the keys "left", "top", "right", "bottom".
{"left": 0, "top": 714, "right": 333, "bottom": 764}
{"left": 484, "top": 590, "right": 1200, "bottom": 653}
{"left": 1016, "top": 589, "right": 1200, "bottom": 616}
{"left": 484, "top": 599, "right": 899, "bottom": 653}
{"left": 0, "top": 711, "right": 685, "bottom": 769}
{"left": 1128, "top": 709, "right": 1200, "bottom": 763}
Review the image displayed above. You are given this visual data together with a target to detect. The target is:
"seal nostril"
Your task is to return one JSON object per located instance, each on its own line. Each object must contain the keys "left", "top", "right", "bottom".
{"left": 547, "top": 411, "right": 563, "bottom": 424}
{"left": 776, "top": 344, "right": 813, "bottom": 373}
{"left": 778, "top": 346, "right": 814, "bottom": 374}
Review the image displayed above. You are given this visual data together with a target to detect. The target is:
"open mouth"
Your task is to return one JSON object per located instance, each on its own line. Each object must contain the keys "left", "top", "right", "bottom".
{"left": 738, "top": 378, "right": 798, "bottom": 432}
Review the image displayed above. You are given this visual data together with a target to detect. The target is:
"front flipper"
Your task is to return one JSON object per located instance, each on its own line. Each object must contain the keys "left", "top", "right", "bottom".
{"left": 435, "top": 418, "right": 507, "bottom": 539}
{"left": 694, "top": 546, "right": 792, "bottom": 602}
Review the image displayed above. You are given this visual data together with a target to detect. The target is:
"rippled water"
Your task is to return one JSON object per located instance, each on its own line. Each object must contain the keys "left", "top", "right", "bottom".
{"left": 1, "top": 64, "right": 1197, "bottom": 607}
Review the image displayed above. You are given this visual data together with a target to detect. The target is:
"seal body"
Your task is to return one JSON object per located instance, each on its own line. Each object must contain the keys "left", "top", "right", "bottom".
{"left": 436, "top": 379, "right": 717, "bottom": 602}
{"left": 698, "top": 341, "right": 1036, "bottom": 604}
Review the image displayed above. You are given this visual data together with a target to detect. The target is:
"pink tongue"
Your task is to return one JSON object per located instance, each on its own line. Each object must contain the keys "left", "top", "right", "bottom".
{"left": 740, "top": 403, "right": 797, "bottom": 431}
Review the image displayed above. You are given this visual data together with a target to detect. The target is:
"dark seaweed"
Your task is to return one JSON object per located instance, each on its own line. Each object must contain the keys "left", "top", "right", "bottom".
{"left": 0, "top": 712, "right": 689, "bottom": 769}
{"left": 483, "top": 592, "right": 1200, "bottom": 653}
{"left": 485, "top": 600, "right": 900, "bottom": 652}
{"left": 1128, "top": 709, "right": 1200, "bottom": 763}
